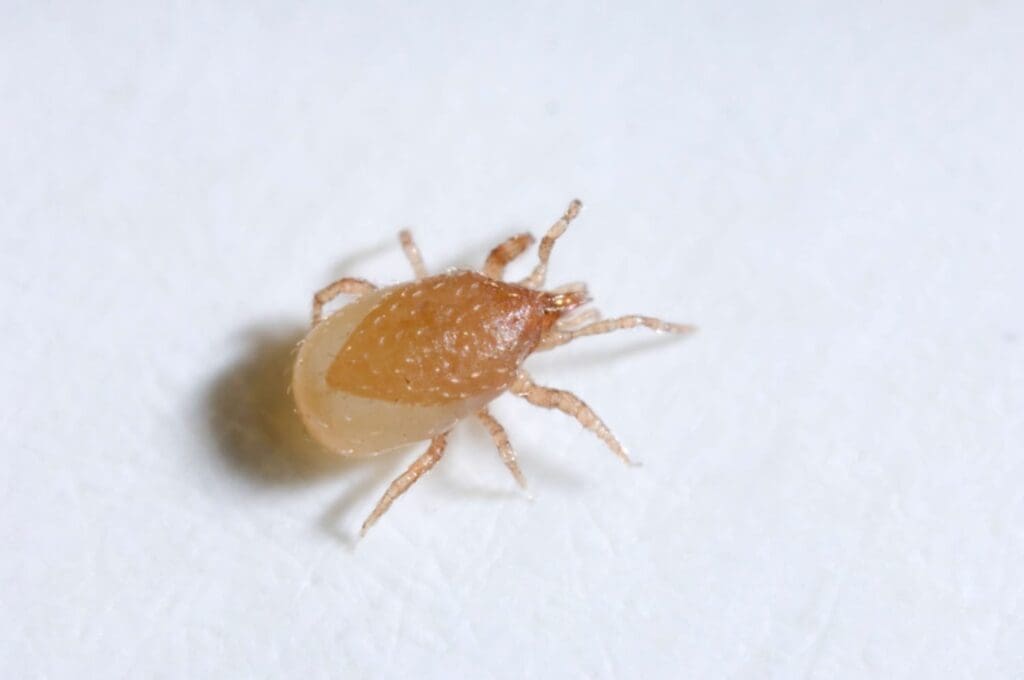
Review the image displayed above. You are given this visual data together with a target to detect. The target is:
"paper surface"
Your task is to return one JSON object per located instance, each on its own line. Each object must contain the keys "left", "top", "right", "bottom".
{"left": 2, "top": 3, "right": 1022, "bottom": 678}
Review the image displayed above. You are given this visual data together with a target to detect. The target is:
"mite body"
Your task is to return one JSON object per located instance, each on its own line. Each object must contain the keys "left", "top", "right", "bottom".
{"left": 292, "top": 200, "right": 695, "bottom": 535}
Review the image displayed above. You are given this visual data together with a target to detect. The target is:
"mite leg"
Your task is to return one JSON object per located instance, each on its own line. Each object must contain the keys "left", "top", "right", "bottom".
{"left": 482, "top": 233, "right": 535, "bottom": 280}
{"left": 549, "top": 281, "right": 588, "bottom": 295}
{"left": 519, "top": 199, "right": 582, "bottom": 289}
{"left": 476, "top": 407, "right": 528, "bottom": 489}
{"left": 398, "top": 229, "right": 429, "bottom": 279}
{"left": 539, "top": 315, "right": 696, "bottom": 351}
{"left": 510, "top": 371, "right": 633, "bottom": 465}
{"left": 311, "top": 277, "right": 377, "bottom": 325}
{"left": 361, "top": 433, "right": 449, "bottom": 536}
{"left": 555, "top": 307, "right": 601, "bottom": 332}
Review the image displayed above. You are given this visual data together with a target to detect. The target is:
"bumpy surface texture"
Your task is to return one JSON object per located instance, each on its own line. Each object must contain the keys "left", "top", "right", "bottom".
{"left": 327, "top": 272, "right": 547, "bottom": 405}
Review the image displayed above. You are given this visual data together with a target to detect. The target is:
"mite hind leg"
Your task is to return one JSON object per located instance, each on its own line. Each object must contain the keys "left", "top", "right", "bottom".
{"left": 539, "top": 315, "right": 696, "bottom": 351}
{"left": 510, "top": 371, "right": 633, "bottom": 466}
{"left": 520, "top": 199, "right": 582, "bottom": 289}
{"left": 476, "top": 407, "right": 528, "bottom": 489}
{"left": 361, "top": 433, "right": 449, "bottom": 536}
{"left": 398, "top": 229, "right": 429, "bottom": 279}
{"left": 311, "top": 277, "right": 377, "bottom": 325}
{"left": 482, "top": 233, "right": 535, "bottom": 280}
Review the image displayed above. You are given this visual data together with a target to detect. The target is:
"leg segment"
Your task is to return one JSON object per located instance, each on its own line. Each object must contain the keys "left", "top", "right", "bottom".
{"left": 556, "top": 307, "right": 601, "bottom": 332}
{"left": 398, "top": 230, "right": 428, "bottom": 279}
{"left": 361, "top": 433, "right": 449, "bottom": 536}
{"left": 519, "top": 199, "right": 582, "bottom": 289}
{"left": 476, "top": 407, "right": 527, "bottom": 489}
{"left": 549, "top": 281, "right": 588, "bottom": 295}
{"left": 539, "top": 315, "right": 696, "bottom": 351}
{"left": 311, "top": 277, "right": 377, "bottom": 325}
{"left": 482, "top": 232, "right": 535, "bottom": 280}
{"left": 510, "top": 371, "right": 633, "bottom": 465}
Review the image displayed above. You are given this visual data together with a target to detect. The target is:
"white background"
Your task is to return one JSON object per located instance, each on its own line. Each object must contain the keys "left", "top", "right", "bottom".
{"left": 2, "top": 3, "right": 1022, "bottom": 678}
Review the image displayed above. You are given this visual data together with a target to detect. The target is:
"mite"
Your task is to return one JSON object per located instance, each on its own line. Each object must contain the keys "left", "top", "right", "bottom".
{"left": 292, "top": 200, "right": 695, "bottom": 535}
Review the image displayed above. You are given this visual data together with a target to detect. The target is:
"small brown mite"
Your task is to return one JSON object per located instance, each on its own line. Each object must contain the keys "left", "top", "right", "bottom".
{"left": 292, "top": 199, "right": 696, "bottom": 536}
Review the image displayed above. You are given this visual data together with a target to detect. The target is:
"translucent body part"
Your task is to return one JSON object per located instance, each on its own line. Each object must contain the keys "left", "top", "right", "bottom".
{"left": 292, "top": 272, "right": 555, "bottom": 456}
{"left": 291, "top": 200, "right": 695, "bottom": 534}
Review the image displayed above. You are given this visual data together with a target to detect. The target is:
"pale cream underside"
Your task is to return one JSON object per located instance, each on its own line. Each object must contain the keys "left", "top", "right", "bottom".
{"left": 292, "top": 287, "right": 501, "bottom": 457}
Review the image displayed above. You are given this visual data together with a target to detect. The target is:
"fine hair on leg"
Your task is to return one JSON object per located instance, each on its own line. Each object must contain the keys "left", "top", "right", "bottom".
{"left": 510, "top": 370, "right": 633, "bottom": 465}
{"left": 311, "top": 277, "right": 377, "bottom": 325}
{"left": 398, "top": 229, "right": 428, "bottom": 279}
{"left": 539, "top": 315, "right": 696, "bottom": 351}
{"left": 520, "top": 199, "right": 582, "bottom": 289}
{"left": 482, "top": 233, "right": 535, "bottom": 280}
{"left": 361, "top": 433, "right": 449, "bottom": 536}
{"left": 556, "top": 307, "right": 601, "bottom": 332}
{"left": 476, "top": 407, "right": 527, "bottom": 489}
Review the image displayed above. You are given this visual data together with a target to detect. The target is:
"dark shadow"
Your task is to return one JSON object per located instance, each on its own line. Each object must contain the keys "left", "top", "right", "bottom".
{"left": 200, "top": 229, "right": 677, "bottom": 542}
{"left": 203, "top": 323, "right": 407, "bottom": 546}
{"left": 200, "top": 322, "right": 533, "bottom": 545}
{"left": 203, "top": 232, "right": 402, "bottom": 490}
{"left": 203, "top": 324, "right": 354, "bottom": 485}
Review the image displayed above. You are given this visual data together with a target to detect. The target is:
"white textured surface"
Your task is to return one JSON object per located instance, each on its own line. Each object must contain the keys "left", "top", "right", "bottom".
{"left": 2, "top": 3, "right": 1022, "bottom": 678}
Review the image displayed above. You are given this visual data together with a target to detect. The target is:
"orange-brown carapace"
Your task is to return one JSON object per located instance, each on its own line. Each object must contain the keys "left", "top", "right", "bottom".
{"left": 292, "top": 199, "right": 695, "bottom": 535}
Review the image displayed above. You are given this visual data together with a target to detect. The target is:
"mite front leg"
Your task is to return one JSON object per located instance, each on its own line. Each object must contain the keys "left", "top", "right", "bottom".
{"left": 555, "top": 307, "right": 601, "bottom": 332}
{"left": 476, "top": 407, "right": 528, "bottom": 489}
{"left": 510, "top": 371, "right": 633, "bottom": 465}
{"left": 398, "top": 230, "right": 429, "bottom": 279}
{"left": 311, "top": 277, "right": 377, "bottom": 325}
{"left": 361, "top": 433, "right": 450, "bottom": 536}
{"left": 520, "top": 199, "right": 582, "bottom": 289}
{"left": 539, "top": 315, "right": 696, "bottom": 351}
{"left": 482, "top": 233, "right": 535, "bottom": 280}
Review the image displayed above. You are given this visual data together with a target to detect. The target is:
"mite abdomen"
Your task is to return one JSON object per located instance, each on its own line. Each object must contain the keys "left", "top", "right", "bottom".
{"left": 292, "top": 282, "right": 504, "bottom": 456}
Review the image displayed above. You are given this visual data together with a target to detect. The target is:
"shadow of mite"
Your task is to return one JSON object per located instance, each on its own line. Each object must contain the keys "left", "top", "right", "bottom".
{"left": 199, "top": 226, "right": 682, "bottom": 538}
{"left": 200, "top": 323, "right": 674, "bottom": 512}
{"left": 202, "top": 325, "right": 418, "bottom": 542}
{"left": 203, "top": 325, "right": 353, "bottom": 484}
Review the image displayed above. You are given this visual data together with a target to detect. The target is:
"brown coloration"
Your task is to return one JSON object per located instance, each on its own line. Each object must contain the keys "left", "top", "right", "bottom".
{"left": 360, "top": 432, "right": 449, "bottom": 536}
{"left": 292, "top": 199, "right": 695, "bottom": 535}
{"left": 482, "top": 232, "right": 535, "bottom": 279}
{"left": 537, "top": 315, "right": 697, "bottom": 352}
{"left": 326, "top": 272, "right": 572, "bottom": 406}
{"left": 519, "top": 198, "right": 581, "bottom": 289}
{"left": 311, "top": 277, "right": 377, "bottom": 325}
{"left": 510, "top": 370, "right": 633, "bottom": 465}
{"left": 398, "top": 229, "right": 428, "bottom": 279}
{"left": 476, "top": 407, "right": 527, "bottom": 489}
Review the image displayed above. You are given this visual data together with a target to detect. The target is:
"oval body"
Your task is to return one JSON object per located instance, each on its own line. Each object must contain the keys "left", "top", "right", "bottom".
{"left": 293, "top": 271, "right": 554, "bottom": 456}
